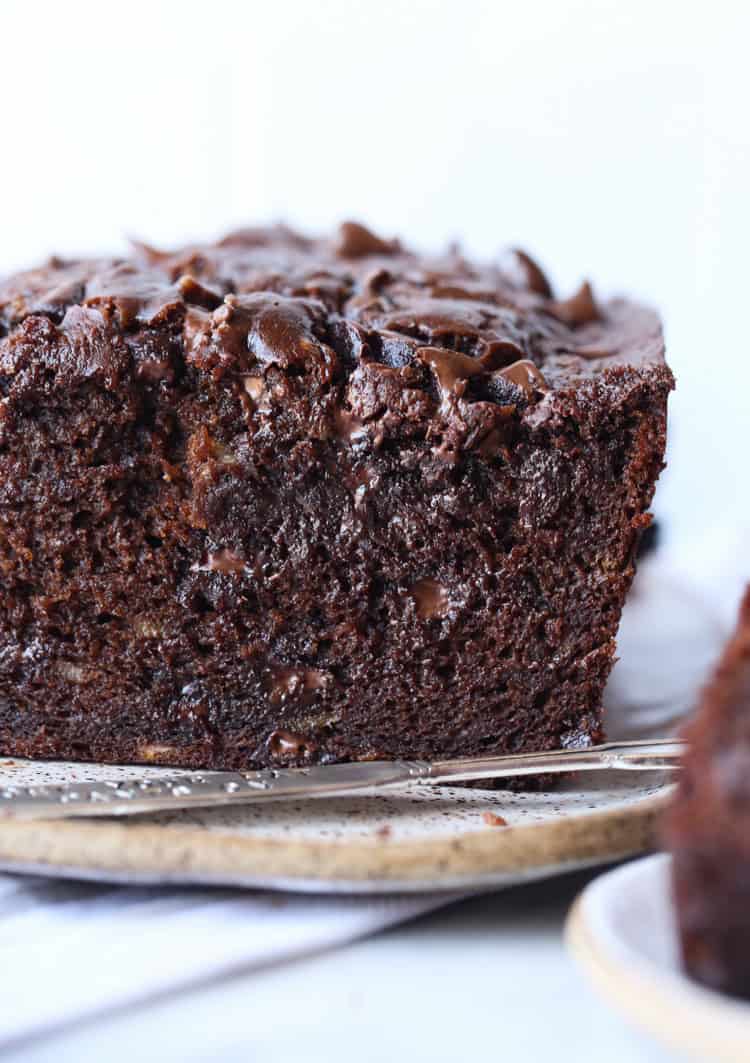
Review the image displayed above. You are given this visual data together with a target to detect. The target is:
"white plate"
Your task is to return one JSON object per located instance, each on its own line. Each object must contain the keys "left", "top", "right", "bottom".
{"left": 566, "top": 853, "right": 750, "bottom": 1063}
{"left": 0, "top": 757, "right": 673, "bottom": 893}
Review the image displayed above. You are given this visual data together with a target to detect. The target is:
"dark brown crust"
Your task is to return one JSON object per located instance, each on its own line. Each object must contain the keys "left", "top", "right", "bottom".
{"left": 665, "top": 589, "right": 750, "bottom": 998}
{"left": 0, "top": 222, "right": 672, "bottom": 773}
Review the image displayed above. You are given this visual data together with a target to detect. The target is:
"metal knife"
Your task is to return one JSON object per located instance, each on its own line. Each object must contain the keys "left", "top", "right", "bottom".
{"left": 0, "top": 738, "right": 684, "bottom": 821}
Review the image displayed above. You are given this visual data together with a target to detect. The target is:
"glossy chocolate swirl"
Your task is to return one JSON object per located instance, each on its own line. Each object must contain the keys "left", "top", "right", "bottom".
{"left": 0, "top": 222, "right": 663, "bottom": 460}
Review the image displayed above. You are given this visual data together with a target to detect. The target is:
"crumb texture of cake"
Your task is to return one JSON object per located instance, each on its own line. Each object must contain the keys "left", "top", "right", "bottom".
{"left": 0, "top": 222, "right": 673, "bottom": 771}
{"left": 666, "top": 589, "right": 750, "bottom": 999}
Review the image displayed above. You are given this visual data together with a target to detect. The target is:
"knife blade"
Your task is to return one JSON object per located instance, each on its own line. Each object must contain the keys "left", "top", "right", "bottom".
{"left": 0, "top": 738, "right": 684, "bottom": 821}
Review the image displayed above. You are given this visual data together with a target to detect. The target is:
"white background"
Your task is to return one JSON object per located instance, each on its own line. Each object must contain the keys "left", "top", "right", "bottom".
{"left": 0, "top": 2, "right": 745, "bottom": 1059}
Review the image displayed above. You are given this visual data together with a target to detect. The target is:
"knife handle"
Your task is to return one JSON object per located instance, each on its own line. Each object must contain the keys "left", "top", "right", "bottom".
{"left": 427, "top": 739, "right": 685, "bottom": 784}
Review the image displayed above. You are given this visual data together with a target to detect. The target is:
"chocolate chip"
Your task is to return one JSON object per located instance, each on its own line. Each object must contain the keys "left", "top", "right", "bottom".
{"left": 507, "top": 249, "right": 554, "bottom": 299}
{"left": 549, "top": 282, "right": 600, "bottom": 327}
{"left": 335, "top": 221, "right": 399, "bottom": 259}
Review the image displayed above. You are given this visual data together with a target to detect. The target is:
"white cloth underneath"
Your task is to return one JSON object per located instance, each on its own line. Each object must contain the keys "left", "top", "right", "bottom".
{"left": 0, "top": 873, "right": 452, "bottom": 1048}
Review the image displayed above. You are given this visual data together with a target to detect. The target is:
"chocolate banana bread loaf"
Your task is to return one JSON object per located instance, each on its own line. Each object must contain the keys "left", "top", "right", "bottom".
{"left": 0, "top": 222, "right": 672, "bottom": 770}
{"left": 667, "top": 589, "right": 750, "bottom": 998}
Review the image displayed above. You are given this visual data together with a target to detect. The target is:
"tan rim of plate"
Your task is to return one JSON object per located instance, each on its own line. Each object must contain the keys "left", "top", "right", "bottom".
{"left": 566, "top": 896, "right": 749, "bottom": 1063}
{"left": 0, "top": 787, "right": 672, "bottom": 891}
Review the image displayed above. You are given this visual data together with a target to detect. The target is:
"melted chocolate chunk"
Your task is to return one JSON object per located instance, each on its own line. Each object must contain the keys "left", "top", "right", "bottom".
{"left": 266, "top": 729, "right": 318, "bottom": 759}
{"left": 268, "top": 666, "right": 330, "bottom": 707}
{"left": 418, "top": 347, "right": 485, "bottom": 404}
{"left": 411, "top": 579, "right": 450, "bottom": 620}
{"left": 499, "top": 359, "right": 548, "bottom": 396}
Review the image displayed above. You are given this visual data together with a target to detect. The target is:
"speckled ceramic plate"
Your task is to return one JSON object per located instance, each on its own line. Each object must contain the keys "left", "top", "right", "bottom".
{"left": 0, "top": 757, "right": 674, "bottom": 893}
{"left": 566, "top": 854, "right": 750, "bottom": 1063}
